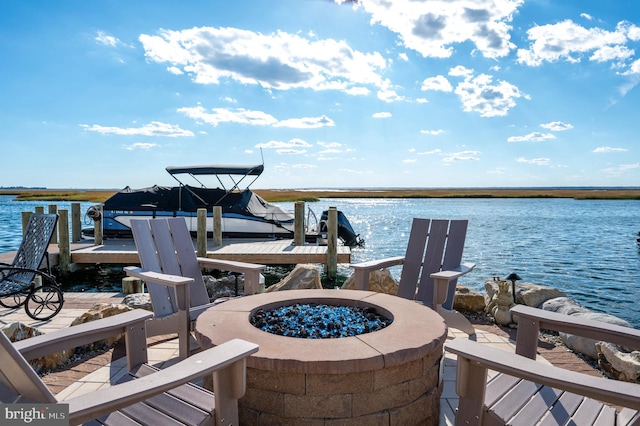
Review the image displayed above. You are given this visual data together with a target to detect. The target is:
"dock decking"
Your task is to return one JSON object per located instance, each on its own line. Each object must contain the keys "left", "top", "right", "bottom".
{"left": 0, "top": 238, "right": 351, "bottom": 266}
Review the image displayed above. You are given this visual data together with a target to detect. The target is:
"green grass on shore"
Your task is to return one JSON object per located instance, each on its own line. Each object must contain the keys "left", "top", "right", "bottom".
{"left": 2, "top": 187, "right": 640, "bottom": 203}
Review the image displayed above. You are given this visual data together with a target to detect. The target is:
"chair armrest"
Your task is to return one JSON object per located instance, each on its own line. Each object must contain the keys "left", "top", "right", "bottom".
{"left": 430, "top": 262, "right": 476, "bottom": 281}
{"left": 67, "top": 338, "right": 259, "bottom": 425}
{"left": 511, "top": 304, "right": 640, "bottom": 359}
{"left": 428, "top": 262, "right": 475, "bottom": 308}
{"left": 197, "top": 257, "right": 265, "bottom": 273}
{"left": 14, "top": 309, "right": 152, "bottom": 361}
{"left": 445, "top": 338, "right": 640, "bottom": 421}
{"left": 124, "top": 266, "right": 195, "bottom": 288}
{"left": 349, "top": 256, "right": 405, "bottom": 290}
{"left": 197, "top": 257, "right": 266, "bottom": 295}
{"left": 15, "top": 310, "right": 152, "bottom": 370}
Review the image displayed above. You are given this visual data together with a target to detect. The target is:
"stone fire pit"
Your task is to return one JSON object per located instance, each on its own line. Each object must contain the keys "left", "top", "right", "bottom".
{"left": 194, "top": 289, "right": 447, "bottom": 425}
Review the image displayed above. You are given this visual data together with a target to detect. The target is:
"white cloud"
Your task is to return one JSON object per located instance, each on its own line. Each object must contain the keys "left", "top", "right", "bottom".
{"left": 359, "top": 0, "right": 523, "bottom": 59}
{"left": 454, "top": 73, "right": 524, "bottom": 117}
{"left": 417, "top": 149, "right": 443, "bottom": 155}
{"left": 590, "top": 45, "right": 634, "bottom": 63}
{"left": 540, "top": 121, "right": 573, "bottom": 131}
{"left": 256, "top": 139, "right": 313, "bottom": 150}
{"left": 416, "top": 97, "right": 429, "bottom": 103}
{"left": 517, "top": 157, "right": 551, "bottom": 166}
{"left": 580, "top": 13, "right": 593, "bottom": 21}
{"left": 95, "top": 31, "right": 119, "bottom": 47}
{"left": 421, "top": 75, "right": 453, "bottom": 92}
{"left": 593, "top": 146, "right": 628, "bottom": 153}
{"left": 443, "top": 150, "right": 481, "bottom": 162}
{"left": 167, "top": 66, "right": 184, "bottom": 75}
{"left": 139, "top": 26, "right": 387, "bottom": 93}
{"left": 124, "top": 142, "right": 157, "bottom": 150}
{"left": 601, "top": 163, "right": 640, "bottom": 175}
{"left": 372, "top": 112, "right": 392, "bottom": 118}
{"left": 403, "top": 158, "right": 417, "bottom": 163}
{"left": 275, "top": 115, "right": 336, "bottom": 129}
{"left": 420, "top": 129, "right": 444, "bottom": 135}
{"left": 449, "top": 65, "right": 474, "bottom": 77}
{"left": 516, "top": 19, "right": 630, "bottom": 67}
{"left": 81, "top": 121, "right": 194, "bottom": 137}
{"left": 178, "top": 106, "right": 334, "bottom": 128}
{"left": 508, "top": 132, "right": 556, "bottom": 142}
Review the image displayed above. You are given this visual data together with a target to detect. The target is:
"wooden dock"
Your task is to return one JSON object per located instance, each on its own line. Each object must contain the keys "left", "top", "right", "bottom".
{"left": 0, "top": 238, "right": 351, "bottom": 267}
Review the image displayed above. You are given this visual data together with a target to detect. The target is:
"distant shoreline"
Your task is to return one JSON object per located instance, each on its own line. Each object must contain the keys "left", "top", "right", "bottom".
{"left": 2, "top": 187, "right": 640, "bottom": 203}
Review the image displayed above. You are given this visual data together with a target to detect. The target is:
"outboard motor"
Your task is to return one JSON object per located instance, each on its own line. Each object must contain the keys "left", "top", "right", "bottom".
{"left": 319, "top": 210, "right": 364, "bottom": 247}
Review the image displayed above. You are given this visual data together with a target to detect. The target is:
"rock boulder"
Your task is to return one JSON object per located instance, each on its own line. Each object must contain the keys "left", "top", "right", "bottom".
{"left": 2, "top": 322, "right": 72, "bottom": 373}
{"left": 267, "top": 264, "right": 322, "bottom": 292}
{"left": 341, "top": 269, "right": 399, "bottom": 295}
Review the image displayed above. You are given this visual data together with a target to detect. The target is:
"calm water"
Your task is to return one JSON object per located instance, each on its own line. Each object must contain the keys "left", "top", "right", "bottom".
{"left": 2, "top": 195, "right": 640, "bottom": 327}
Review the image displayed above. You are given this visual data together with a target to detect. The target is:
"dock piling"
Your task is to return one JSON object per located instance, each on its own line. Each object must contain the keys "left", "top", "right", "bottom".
{"left": 294, "top": 202, "right": 305, "bottom": 246}
{"left": 48, "top": 204, "right": 58, "bottom": 244}
{"left": 58, "top": 209, "right": 70, "bottom": 274}
{"left": 197, "top": 208, "right": 207, "bottom": 257}
{"left": 213, "top": 206, "right": 222, "bottom": 247}
{"left": 71, "top": 203, "right": 81, "bottom": 242}
{"left": 326, "top": 207, "right": 338, "bottom": 280}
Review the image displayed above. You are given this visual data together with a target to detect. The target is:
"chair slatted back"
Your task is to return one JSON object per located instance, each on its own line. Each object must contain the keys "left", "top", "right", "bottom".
{"left": 397, "top": 218, "right": 468, "bottom": 310}
{"left": 167, "top": 218, "right": 210, "bottom": 307}
{"left": 7, "top": 213, "right": 57, "bottom": 286}
{"left": 130, "top": 219, "right": 178, "bottom": 317}
{"left": 0, "top": 331, "right": 56, "bottom": 403}
{"left": 131, "top": 218, "right": 210, "bottom": 316}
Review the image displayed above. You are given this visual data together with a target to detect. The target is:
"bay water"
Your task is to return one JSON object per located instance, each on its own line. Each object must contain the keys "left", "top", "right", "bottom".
{"left": 2, "top": 195, "right": 640, "bottom": 328}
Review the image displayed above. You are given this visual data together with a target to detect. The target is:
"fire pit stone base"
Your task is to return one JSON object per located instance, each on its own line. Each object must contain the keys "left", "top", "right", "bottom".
{"left": 195, "top": 289, "right": 447, "bottom": 425}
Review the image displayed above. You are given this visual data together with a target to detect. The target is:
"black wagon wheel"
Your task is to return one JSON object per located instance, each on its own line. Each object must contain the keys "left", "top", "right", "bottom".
{"left": 0, "top": 290, "right": 29, "bottom": 309}
{"left": 25, "top": 284, "right": 64, "bottom": 321}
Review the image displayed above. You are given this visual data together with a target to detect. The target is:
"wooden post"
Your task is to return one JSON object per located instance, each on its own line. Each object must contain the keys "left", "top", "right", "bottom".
{"left": 35, "top": 206, "right": 44, "bottom": 214}
{"left": 294, "top": 201, "right": 305, "bottom": 246}
{"left": 71, "top": 203, "right": 81, "bottom": 242}
{"left": 21, "top": 211, "right": 31, "bottom": 235}
{"left": 213, "top": 206, "right": 222, "bottom": 247}
{"left": 58, "top": 209, "right": 70, "bottom": 274}
{"left": 48, "top": 204, "right": 58, "bottom": 244}
{"left": 94, "top": 205, "right": 103, "bottom": 245}
{"left": 326, "top": 206, "right": 338, "bottom": 280}
{"left": 197, "top": 208, "right": 207, "bottom": 257}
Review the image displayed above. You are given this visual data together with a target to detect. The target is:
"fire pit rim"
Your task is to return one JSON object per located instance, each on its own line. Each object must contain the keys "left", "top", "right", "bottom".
{"left": 194, "top": 289, "right": 447, "bottom": 375}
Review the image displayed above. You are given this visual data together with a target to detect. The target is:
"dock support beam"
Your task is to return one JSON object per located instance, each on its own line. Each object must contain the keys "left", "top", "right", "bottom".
{"left": 326, "top": 206, "right": 338, "bottom": 280}
{"left": 197, "top": 208, "right": 207, "bottom": 257}
{"left": 71, "top": 203, "right": 81, "bottom": 242}
{"left": 94, "top": 205, "right": 103, "bottom": 245}
{"left": 213, "top": 206, "right": 222, "bottom": 247}
{"left": 294, "top": 202, "right": 305, "bottom": 246}
{"left": 58, "top": 209, "right": 70, "bottom": 274}
{"left": 48, "top": 205, "right": 58, "bottom": 244}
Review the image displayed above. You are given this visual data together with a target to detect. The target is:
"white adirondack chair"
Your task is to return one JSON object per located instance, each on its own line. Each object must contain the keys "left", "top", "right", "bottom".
{"left": 350, "top": 218, "right": 476, "bottom": 334}
{"left": 124, "top": 217, "right": 265, "bottom": 359}
{"left": 0, "top": 309, "right": 258, "bottom": 425}
{"left": 446, "top": 305, "right": 640, "bottom": 425}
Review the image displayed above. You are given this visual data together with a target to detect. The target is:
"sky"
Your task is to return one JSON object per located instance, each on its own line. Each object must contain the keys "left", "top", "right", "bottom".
{"left": 2, "top": 0, "right": 640, "bottom": 190}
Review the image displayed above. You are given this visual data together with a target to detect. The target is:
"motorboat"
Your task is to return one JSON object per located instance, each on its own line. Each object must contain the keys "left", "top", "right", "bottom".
{"left": 83, "top": 164, "right": 364, "bottom": 247}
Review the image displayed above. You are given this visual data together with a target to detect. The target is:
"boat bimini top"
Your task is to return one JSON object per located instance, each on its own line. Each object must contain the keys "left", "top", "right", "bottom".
{"left": 166, "top": 164, "right": 265, "bottom": 192}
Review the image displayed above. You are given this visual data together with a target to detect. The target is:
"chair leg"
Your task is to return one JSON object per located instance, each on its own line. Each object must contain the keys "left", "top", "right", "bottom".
{"left": 437, "top": 307, "right": 476, "bottom": 337}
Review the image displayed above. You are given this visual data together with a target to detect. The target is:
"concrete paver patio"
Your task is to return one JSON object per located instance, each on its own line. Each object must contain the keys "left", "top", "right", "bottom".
{"left": 0, "top": 292, "right": 601, "bottom": 425}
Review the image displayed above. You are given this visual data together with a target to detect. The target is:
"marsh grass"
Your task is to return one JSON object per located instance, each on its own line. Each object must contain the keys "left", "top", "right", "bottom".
{"left": 3, "top": 188, "right": 640, "bottom": 203}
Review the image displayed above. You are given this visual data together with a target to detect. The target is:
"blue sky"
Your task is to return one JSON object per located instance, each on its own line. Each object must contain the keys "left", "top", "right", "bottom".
{"left": 2, "top": 0, "right": 640, "bottom": 189}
